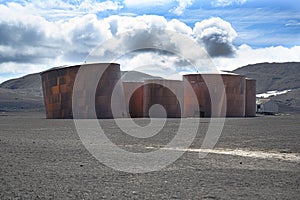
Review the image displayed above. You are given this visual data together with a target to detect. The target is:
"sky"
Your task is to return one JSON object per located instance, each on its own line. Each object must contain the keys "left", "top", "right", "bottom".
{"left": 0, "top": 0, "right": 299, "bottom": 82}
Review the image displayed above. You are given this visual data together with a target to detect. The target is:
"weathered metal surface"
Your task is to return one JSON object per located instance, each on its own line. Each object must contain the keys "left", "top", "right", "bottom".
{"left": 183, "top": 74, "right": 246, "bottom": 117}
{"left": 41, "top": 65, "right": 80, "bottom": 119}
{"left": 222, "top": 74, "right": 246, "bottom": 117}
{"left": 183, "top": 75, "right": 210, "bottom": 117}
{"left": 42, "top": 64, "right": 255, "bottom": 119}
{"left": 122, "top": 82, "right": 144, "bottom": 118}
{"left": 245, "top": 78, "right": 256, "bottom": 117}
{"left": 143, "top": 80, "right": 183, "bottom": 118}
{"left": 41, "top": 63, "right": 122, "bottom": 119}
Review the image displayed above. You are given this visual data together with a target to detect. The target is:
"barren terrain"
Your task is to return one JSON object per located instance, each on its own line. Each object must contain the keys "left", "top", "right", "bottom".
{"left": 0, "top": 112, "right": 300, "bottom": 199}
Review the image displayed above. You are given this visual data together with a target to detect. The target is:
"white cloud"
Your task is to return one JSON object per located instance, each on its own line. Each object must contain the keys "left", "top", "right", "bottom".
{"left": 63, "top": 14, "right": 112, "bottom": 48}
{"left": 0, "top": 4, "right": 64, "bottom": 63}
{"left": 0, "top": 2, "right": 299, "bottom": 83}
{"left": 170, "top": 0, "right": 194, "bottom": 16}
{"left": 193, "top": 17, "right": 237, "bottom": 57}
{"left": 0, "top": 2, "right": 116, "bottom": 81}
{"left": 0, "top": 62, "right": 49, "bottom": 74}
{"left": 285, "top": 20, "right": 300, "bottom": 27}
{"left": 167, "top": 19, "right": 193, "bottom": 35}
{"left": 107, "top": 15, "right": 168, "bottom": 35}
{"left": 95, "top": 16, "right": 232, "bottom": 62}
{"left": 124, "top": 0, "right": 195, "bottom": 15}
{"left": 213, "top": 45, "right": 300, "bottom": 71}
{"left": 117, "top": 52, "right": 183, "bottom": 80}
{"left": 212, "top": 0, "right": 247, "bottom": 7}
{"left": 3, "top": 0, "right": 122, "bottom": 20}
{"left": 78, "top": 0, "right": 122, "bottom": 13}
{"left": 88, "top": 15, "right": 214, "bottom": 71}
{"left": 123, "top": 0, "right": 172, "bottom": 8}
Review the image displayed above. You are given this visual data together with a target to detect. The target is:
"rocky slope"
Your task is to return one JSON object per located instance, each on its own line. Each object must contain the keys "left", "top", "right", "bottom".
{"left": 233, "top": 62, "right": 300, "bottom": 113}
{"left": 0, "top": 73, "right": 44, "bottom": 111}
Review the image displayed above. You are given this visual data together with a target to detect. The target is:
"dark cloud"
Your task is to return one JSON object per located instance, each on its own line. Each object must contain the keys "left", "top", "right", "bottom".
{"left": 193, "top": 17, "right": 237, "bottom": 57}
{"left": 201, "top": 34, "right": 236, "bottom": 57}
{"left": 0, "top": 22, "right": 46, "bottom": 46}
{"left": 0, "top": 13, "right": 112, "bottom": 65}
{"left": 0, "top": 52, "right": 54, "bottom": 64}
{"left": 0, "top": 19, "right": 63, "bottom": 64}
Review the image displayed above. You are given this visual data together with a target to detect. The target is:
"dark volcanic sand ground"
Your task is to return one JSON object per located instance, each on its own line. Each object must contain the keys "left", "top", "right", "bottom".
{"left": 0, "top": 112, "right": 299, "bottom": 199}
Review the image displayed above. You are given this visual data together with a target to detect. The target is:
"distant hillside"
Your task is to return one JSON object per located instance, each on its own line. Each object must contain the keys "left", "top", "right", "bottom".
{"left": 1, "top": 72, "right": 41, "bottom": 90}
{"left": 121, "top": 71, "right": 163, "bottom": 82}
{"left": 271, "top": 88, "right": 300, "bottom": 113}
{"left": 0, "top": 73, "right": 44, "bottom": 111}
{"left": 233, "top": 62, "right": 300, "bottom": 113}
{"left": 233, "top": 62, "right": 300, "bottom": 93}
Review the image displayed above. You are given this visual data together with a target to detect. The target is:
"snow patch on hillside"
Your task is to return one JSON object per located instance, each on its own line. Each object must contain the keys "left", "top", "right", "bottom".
{"left": 256, "top": 90, "right": 291, "bottom": 98}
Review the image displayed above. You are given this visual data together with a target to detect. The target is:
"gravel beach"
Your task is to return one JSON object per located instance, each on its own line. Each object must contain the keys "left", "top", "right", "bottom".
{"left": 0, "top": 112, "right": 299, "bottom": 199}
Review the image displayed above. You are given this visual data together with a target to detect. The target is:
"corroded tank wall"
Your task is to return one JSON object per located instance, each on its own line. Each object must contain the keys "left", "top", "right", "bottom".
{"left": 42, "top": 64, "right": 254, "bottom": 119}
{"left": 245, "top": 78, "right": 256, "bottom": 117}
{"left": 123, "top": 82, "right": 144, "bottom": 118}
{"left": 183, "top": 74, "right": 246, "bottom": 117}
{"left": 94, "top": 63, "right": 123, "bottom": 119}
{"left": 183, "top": 74, "right": 210, "bottom": 117}
{"left": 41, "top": 63, "right": 122, "bottom": 119}
{"left": 143, "top": 80, "right": 183, "bottom": 118}
{"left": 222, "top": 74, "right": 246, "bottom": 117}
{"left": 41, "top": 65, "right": 80, "bottom": 119}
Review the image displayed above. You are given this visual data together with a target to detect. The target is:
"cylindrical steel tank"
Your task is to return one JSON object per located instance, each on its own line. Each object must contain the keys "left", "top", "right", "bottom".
{"left": 183, "top": 74, "right": 216, "bottom": 117}
{"left": 222, "top": 74, "right": 246, "bottom": 117}
{"left": 183, "top": 73, "right": 246, "bottom": 117}
{"left": 41, "top": 63, "right": 122, "bottom": 119}
{"left": 41, "top": 65, "right": 80, "bottom": 119}
{"left": 94, "top": 63, "right": 123, "bottom": 119}
{"left": 143, "top": 80, "right": 183, "bottom": 118}
{"left": 245, "top": 78, "right": 256, "bottom": 117}
{"left": 122, "top": 82, "right": 144, "bottom": 118}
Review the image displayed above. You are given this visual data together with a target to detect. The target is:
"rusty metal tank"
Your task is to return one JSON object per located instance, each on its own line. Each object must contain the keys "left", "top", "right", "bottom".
{"left": 94, "top": 63, "right": 124, "bottom": 119}
{"left": 41, "top": 65, "right": 79, "bottom": 119}
{"left": 183, "top": 73, "right": 246, "bottom": 117}
{"left": 245, "top": 78, "right": 256, "bottom": 117}
{"left": 41, "top": 63, "right": 122, "bottom": 119}
{"left": 183, "top": 74, "right": 206, "bottom": 117}
{"left": 143, "top": 80, "right": 183, "bottom": 118}
{"left": 122, "top": 82, "right": 144, "bottom": 118}
{"left": 222, "top": 73, "right": 246, "bottom": 117}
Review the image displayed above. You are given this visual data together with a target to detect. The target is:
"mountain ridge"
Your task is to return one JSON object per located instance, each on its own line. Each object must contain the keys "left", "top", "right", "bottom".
{"left": 232, "top": 62, "right": 300, "bottom": 93}
{"left": 232, "top": 62, "right": 300, "bottom": 113}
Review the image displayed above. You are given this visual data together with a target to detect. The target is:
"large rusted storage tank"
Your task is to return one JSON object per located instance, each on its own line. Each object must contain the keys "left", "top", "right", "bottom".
{"left": 41, "top": 65, "right": 79, "bottom": 119}
{"left": 122, "top": 82, "right": 144, "bottom": 118}
{"left": 41, "top": 63, "right": 123, "bottom": 119}
{"left": 183, "top": 74, "right": 209, "bottom": 117}
{"left": 183, "top": 73, "right": 246, "bottom": 117}
{"left": 94, "top": 63, "right": 124, "bottom": 119}
{"left": 222, "top": 73, "right": 246, "bottom": 117}
{"left": 143, "top": 80, "right": 183, "bottom": 118}
{"left": 245, "top": 78, "right": 256, "bottom": 117}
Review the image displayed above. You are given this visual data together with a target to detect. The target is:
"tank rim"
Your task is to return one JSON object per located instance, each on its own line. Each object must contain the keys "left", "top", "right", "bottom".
{"left": 183, "top": 73, "right": 245, "bottom": 77}
{"left": 40, "top": 62, "right": 120, "bottom": 75}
